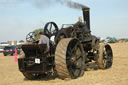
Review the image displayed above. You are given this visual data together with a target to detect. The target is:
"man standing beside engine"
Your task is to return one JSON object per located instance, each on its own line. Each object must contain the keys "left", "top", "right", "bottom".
{"left": 39, "top": 32, "right": 50, "bottom": 49}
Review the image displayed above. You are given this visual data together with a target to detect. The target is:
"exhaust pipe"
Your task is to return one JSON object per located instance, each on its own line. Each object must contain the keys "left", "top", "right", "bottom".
{"left": 82, "top": 8, "right": 90, "bottom": 30}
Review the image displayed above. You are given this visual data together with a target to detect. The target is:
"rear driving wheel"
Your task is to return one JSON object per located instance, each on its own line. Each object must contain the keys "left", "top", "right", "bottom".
{"left": 97, "top": 43, "right": 113, "bottom": 69}
{"left": 55, "top": 38, "right": 85, "bottom": 79}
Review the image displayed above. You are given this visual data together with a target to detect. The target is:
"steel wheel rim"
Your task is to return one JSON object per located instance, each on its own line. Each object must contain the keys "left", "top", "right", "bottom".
{"left": 66, "top": 40, "right": 84, "bottom": 78}
{"left": 103, "top": 46, "right": 113, "bottom": 68}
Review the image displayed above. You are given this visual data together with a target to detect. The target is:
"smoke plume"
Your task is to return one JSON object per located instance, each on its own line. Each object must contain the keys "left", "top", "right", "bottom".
{"left": 0, "top": 0, "right": 88, "bottom": 9}
{"left": 56, "top": 0, "right": 88, "bottom": 9}
{"left": 33, "top": 0, "right": 88, "bottom": 9}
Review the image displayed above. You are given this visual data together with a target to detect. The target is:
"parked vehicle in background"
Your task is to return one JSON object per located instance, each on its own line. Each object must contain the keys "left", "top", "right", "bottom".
{"left": 3, "top": 46, "right": 21, "bottom": 56}
{"left": 0, "top": 42, "right": 9, "bottom": 46}
{"left": 0, "top": 47, "right": 4, "bottom": 53}
{"left": 105, "top": 37, "right": 117, "bottom": 43}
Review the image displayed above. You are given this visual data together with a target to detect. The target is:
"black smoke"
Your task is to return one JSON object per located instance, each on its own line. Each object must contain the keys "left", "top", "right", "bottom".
{"left": 1, "top": 0, "right": 88, "bottom": 9}
{"left": 56, "top": 0, "right": 88, "bottom": 9}
{"left": 33, "top": 0, "right": 88, "bottom": 9}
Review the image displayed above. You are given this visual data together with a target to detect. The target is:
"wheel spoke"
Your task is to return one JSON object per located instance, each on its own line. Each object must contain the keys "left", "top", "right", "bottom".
{"left": 76, "top": 48, "right": 82, "bottom": 58}
{"left": 49, "top": 24, "right": 52, "bottom": 33}
{"left": 26, "top": 32, "right": 35, "bottom": 42}
{"left": 68, "top": 45, "right": 83, "bottom": 78}
{"left": 71, "top": 43, "right": 79, "bottom": 54}
{"left": 67, "top": 51, "right": 71, "bottom": 57}
{"left": 103, "top": 49, "right": 113, "bottom": 68}
{"left": 76, "top": 56, "right": 82, "bottom": 61}
{"left": 75, "top": 64, "right": 82, "bottom": 69}
{"left": 28, "top": 33, "right": 31, "bottom": 36}
{"left": 26, "top": 37, "right": 30, "bottom": 40}
{"left": 68, "top": 65, "right": 80, "bottom": 77}
{"left": 73, "top": 69, "right": 81, "bottom": 77}
{"left": 46, "top": 29, "right": 50, "bottom": 34}
{"left": 107, "top": 56, "right": 112, "bottom": 63}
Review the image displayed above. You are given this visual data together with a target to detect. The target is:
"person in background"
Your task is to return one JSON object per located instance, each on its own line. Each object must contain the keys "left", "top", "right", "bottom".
{"left": 39, "top": 32, "right": 50, "bottom": 49}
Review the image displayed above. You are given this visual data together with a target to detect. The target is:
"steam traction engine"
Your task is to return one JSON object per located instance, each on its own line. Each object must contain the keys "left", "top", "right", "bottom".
{"left": 18, "top": 7, "right": 113, "bottom": 79}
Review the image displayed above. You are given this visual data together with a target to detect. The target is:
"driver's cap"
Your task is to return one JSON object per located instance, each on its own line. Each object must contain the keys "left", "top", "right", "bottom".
{"left": 39, "top": 32, "right": 43, "bottom": 35}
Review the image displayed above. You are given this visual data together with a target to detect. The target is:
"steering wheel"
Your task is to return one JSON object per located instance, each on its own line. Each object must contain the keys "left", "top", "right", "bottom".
{"left": 44, "top": 22, "right": 59, "bottom": 38}
{"left": 26, "top": 32, "right": 35, "bottom": 42}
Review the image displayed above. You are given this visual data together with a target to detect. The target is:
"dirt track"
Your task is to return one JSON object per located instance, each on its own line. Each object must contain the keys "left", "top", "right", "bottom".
{"left": 0, "top": 43, "right": 128, "bottom": 85}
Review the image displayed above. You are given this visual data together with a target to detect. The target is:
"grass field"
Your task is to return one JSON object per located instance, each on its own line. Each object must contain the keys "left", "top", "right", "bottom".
{"left": 0, "top": 43, "right": 128, "bottom": 85}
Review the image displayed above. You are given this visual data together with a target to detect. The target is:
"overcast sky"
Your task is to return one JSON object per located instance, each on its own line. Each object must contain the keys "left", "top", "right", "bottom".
{"left": 0, "top": 0, "right": 128, "bottom": 42}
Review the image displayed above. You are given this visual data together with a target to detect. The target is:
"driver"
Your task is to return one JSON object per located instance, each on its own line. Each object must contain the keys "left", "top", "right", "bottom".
{"left": 39, "top": 32, "right": 50, "bottom": 49}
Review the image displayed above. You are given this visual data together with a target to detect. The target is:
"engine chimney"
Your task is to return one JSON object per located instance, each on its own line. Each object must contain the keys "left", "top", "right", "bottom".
{"left": 82, "top": 8, "right": 90, "bottom": 30}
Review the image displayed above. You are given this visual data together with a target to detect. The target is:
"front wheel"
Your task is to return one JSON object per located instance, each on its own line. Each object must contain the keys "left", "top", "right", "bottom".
{"left": 97, "top": 43, "right": 113, "bottom": 69}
